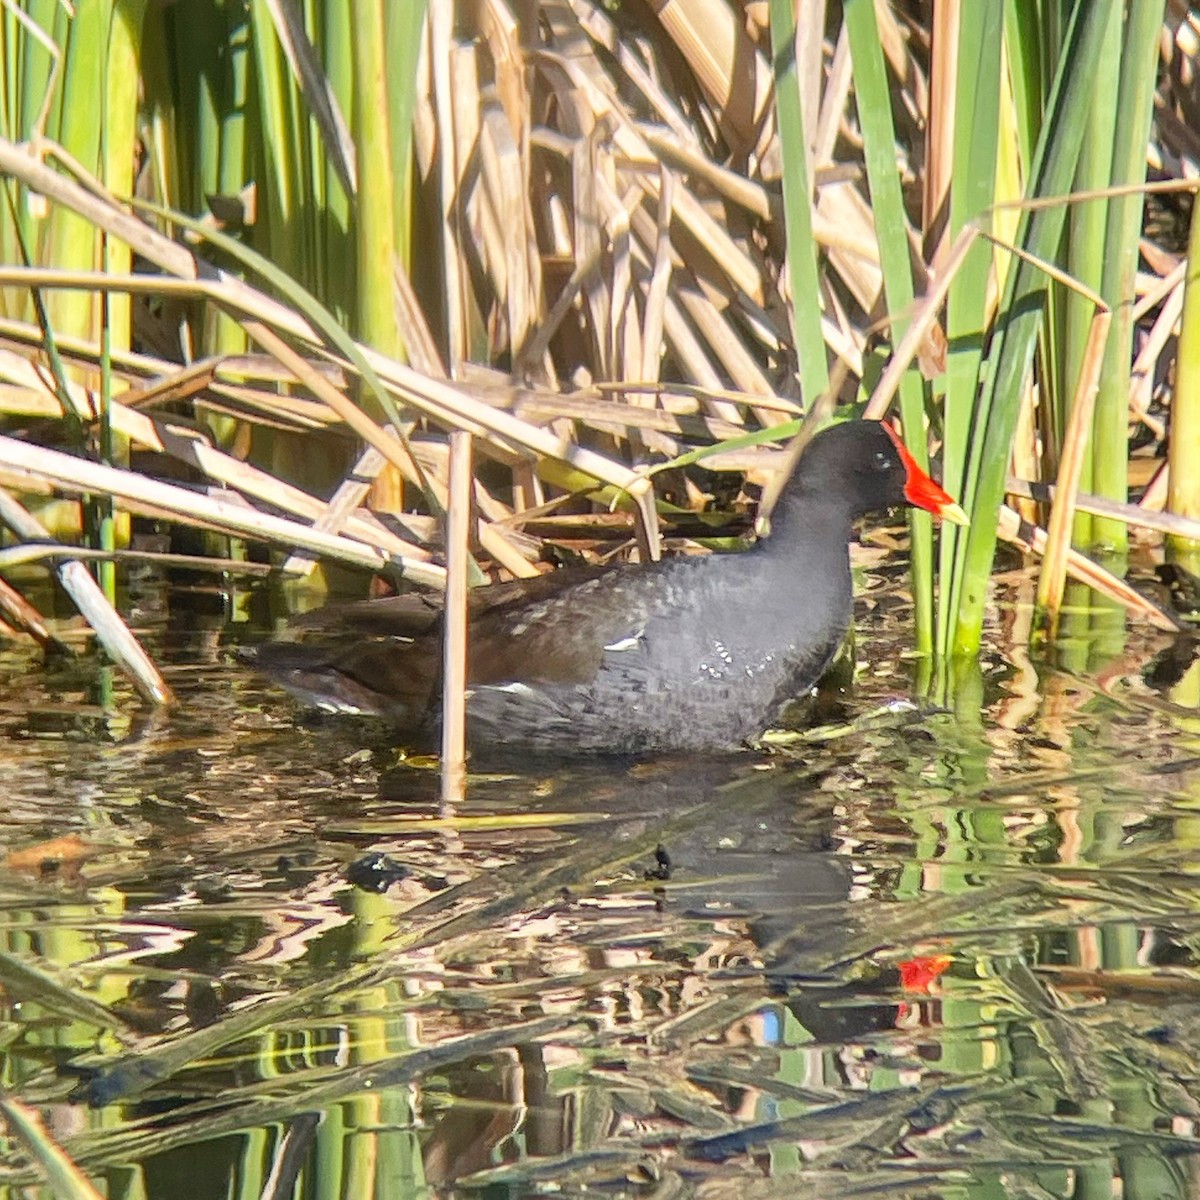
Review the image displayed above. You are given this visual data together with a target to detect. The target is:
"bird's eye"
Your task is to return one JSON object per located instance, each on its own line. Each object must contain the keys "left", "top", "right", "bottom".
{"left": 874, "top": 451, "right": 892, "bottom": 470}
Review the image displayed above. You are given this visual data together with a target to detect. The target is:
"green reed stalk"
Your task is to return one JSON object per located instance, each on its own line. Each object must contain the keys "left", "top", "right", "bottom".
{"left": 844, "top": 0, "right": 933, "bottom": 650}
{"left": 1053, "top": 2, "right": 1120, "bottom": 552}
{"left": 99, "top": 1, "right": 146, "bottom": 574}
{"left": 211, "top": 2, "right": 254, "bottom": 355}
{"left": 103, "top": 0, "right": 147, "bottom": 348}
{"left": 1167, "top": 189, "right": 1200, "bottom": 570}
{"left": 387, "top": 3, "right": 427, "bottom": 273}
{"left": 321, "top": 1, "right": 355, "bottom": 321}
{"left": 2, "top": 1, "right": 65, "bottom": 324}
{"left": 351, "top": 0, "right": 399, "bottom": 358}
{"left": 3, "top": 2, "right": 146, "bottom": 545}
{"left": 767, "top": 0, "right": 829, "bottom": 408}
{"left": 937, "top": 1, "right": 1002, "bottom": 656}
{"left": 45, "top": 1, "right": 106, "bottom": 344}
{"left": 248, "top": 2, "right": 304, "bottom": 285}
{"left": 949, "top": 0, "right": 1119, "bottom": 659}
{"left": 1091, "top": 0, "right": 1166, "bottom": 556}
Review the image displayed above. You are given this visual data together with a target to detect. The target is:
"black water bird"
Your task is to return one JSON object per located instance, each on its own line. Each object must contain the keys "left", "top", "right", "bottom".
{"left": 245, "top": 420, "right": 967, "bottom": 756}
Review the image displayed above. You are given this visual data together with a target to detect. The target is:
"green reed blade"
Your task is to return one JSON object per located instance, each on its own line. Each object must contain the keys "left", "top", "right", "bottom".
{"left": 768, "top": 0, "right": 829, "bottom": 408}
{"left": 321, "top": 0, "right": 355, "bottom": 321}
{"left": 950, "top": 0, "right": 1121, "bottom": 658}
{"left": 938, "top": 1, "right": 1003, "bottom": 651}
{"left": 845, "top": 0, "right": 933, "bottom": 650}
{"left": 1091, "top": 0, "right": 1167, "bottom": 556}
{"left": 1167, "top": 191, "right": 1200, "bottom": 567}
{"left": 351, "top": 0, "right": 399, "bottom": 358}
{"left": 1053, "top": 1, "right": 1121, "bottom": 552}
{"left": 386, "top": 2, "right": 427, "bottom": 274}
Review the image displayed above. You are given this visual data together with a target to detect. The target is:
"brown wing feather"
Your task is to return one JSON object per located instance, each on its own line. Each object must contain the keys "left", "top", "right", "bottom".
{"left": 272, "top": 563, "right": 618, "bottom": 716}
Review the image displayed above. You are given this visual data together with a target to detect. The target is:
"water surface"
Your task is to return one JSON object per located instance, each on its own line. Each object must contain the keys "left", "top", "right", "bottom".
{"left": 0, "top": 570, "right": 1199, "bottom": 1199}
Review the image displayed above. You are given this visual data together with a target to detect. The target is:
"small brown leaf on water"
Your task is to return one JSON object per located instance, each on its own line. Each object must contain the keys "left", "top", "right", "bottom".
{"left": 3, "top": 834, "right": 94, "bottom": 876}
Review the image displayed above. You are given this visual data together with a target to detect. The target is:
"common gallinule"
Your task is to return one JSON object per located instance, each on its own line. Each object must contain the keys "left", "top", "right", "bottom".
{"left": 247, "top": 420, "right": 966, "bottom": 755}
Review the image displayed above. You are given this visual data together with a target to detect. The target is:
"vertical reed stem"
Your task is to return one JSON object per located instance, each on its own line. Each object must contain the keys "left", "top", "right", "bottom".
{"left": 1036, "top": 307, "right": 1111, "bottom": 636}
{"left": 1167, "top": 202, "right": 1200, "bottom": 570}
{"left": 440, "top": 432, "right": 472, "bottom": 805}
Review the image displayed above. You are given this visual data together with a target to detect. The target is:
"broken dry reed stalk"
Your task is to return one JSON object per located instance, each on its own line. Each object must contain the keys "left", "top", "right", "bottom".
{"left": 279, "top": 260, "right": 449, "bottom": 578}
{"left": 0, "top": 139, "right": 660, "bottom": 533}
{"left": 441, "top": 431, "right": 472, "bottom": 806}
{"left": 0, "top": 435, "right": 445, "bottom": 587}
{"left": 0, "top": 487, "right": 171, "bottom": 705}
{"left": 1006, "top": 478, "right": 1200, "bottom": 543}
{"left": 0, "top": 339, "right": 434, "bottom": 565}
{"left": 998, "top": 504, "right": 1178, "bottom": 634}
{"left": 279, "top": 440, "right": 397, "bottom": 578}
{"left": 0, "top": 573, "right": 63, "bottom": 650}
{"left": 0, "top": 543, "right": 274, "bottom": 575}
{"left": 864, "top": 221, "right": 980, "bottom": 422}
{"left": 864, "top": 174, "right": 1189, "bottom": 655}
{"left": 0, "top": 176, "right": 662, "bottom": 589}
{"left": 241, "top": 317, "right": 426, "bottom": 492}
{"left": 0, "top": 1095, "right": 103, "bottom": 1200}
{"left": 1127, "top": 269, "right": 1183, "bottom": 441}
{"left": 1036, "top": 307, "right": 1113, "bottom": 636}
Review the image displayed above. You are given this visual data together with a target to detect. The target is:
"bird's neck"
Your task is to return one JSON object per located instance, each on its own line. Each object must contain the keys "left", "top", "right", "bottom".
{"left": 761, "top": 488, "right": 855, "bottom": 556}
